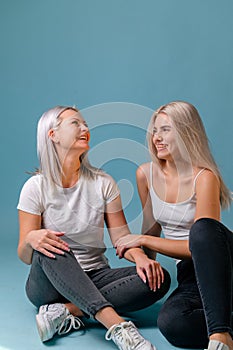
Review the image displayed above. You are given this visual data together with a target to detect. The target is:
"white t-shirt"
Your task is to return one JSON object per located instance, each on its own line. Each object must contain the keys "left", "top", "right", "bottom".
{"left": 17, "top": 173, "right": 120, "bottom": 271}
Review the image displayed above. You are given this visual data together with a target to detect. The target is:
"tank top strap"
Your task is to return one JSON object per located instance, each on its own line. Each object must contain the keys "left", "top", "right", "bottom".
{"left": 193, "top": 168, "right": 206, "bottom": 191}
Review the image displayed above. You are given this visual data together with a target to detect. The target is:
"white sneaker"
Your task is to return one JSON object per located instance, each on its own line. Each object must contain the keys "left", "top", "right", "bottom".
{"left": 105, "top": 321, "right": 156, "bottom": 350}
{"left": 205, "top": 340, "right": 230, "bottom": 350}
{"left": 36, "top": 303, "right": 84, "bottom": 342}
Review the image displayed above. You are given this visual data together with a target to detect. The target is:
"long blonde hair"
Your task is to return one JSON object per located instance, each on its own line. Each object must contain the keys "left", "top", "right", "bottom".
{"left": 147, "top": 101, "right": 232, "bottom": 209}
{"left": 37, "top": 106, "right": 102, "bottom": 186}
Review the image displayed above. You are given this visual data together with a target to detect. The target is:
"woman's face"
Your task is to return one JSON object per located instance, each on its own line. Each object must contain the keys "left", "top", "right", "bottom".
{"left": 152, "top": 113, "right": 179, "bottom": 161}
{"left": 50, "top": 109, "right": 90, "bottom": 154}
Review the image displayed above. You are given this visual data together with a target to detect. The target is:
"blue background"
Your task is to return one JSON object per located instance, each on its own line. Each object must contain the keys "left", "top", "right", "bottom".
{"left": 1, "top": 2, "right": 233, "bottom": 349}
{"left": 1, "top": 0, "right": 232, "bottom": 241}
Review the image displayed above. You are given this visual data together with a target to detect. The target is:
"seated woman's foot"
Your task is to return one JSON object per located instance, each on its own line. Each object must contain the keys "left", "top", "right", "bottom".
{"left": 105, "top": 321, "right": 156, "bottom": 350}
{"left": 36, "top": 303, "right": 84, "bottom": 342}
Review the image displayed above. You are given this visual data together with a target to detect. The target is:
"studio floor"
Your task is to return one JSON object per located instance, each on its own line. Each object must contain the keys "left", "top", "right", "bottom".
{"left": 0, "top": 237, "right": 202, "bottom": 350}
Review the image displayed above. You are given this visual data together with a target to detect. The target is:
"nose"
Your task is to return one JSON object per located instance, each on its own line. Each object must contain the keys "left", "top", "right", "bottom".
{"left": 153, "top": 131, "right": 162, "bottom": 142}
{"left": 80, "top": 123, "right": 89, "bottom": 132}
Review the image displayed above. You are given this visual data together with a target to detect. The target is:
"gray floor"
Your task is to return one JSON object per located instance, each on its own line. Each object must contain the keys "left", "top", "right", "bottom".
{"left": 0, "top": 232, "right": 202, "bottom": 350}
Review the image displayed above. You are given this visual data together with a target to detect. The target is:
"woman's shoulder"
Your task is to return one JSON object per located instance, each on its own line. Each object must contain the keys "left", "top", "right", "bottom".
{"left": 137, "top": 162, "right": 150, "bottom": 175}
{"left": 195, "top": 168, "right": 220, "bottom": 189}
{"left": 21, "top": 173, "right": 43, "bottom": 189}
{"left": 136, "top": 162, "right": 151, "bottom": 186}
{"left": 94, "top": 171, "right": 119, "bottom": 191}
{"left": 94, "top": 171, "right": 120, "bottom": 202}
{"left": 18, "top": 174, "right": 44, "bottom": 214}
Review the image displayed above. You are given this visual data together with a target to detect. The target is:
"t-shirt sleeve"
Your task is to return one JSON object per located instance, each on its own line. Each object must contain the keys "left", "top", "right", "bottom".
{"left": 101, "top": 174, "right": 120, "bottom": 204}
{"left": 17, "top": 175, "right": 44, "bottom": 215}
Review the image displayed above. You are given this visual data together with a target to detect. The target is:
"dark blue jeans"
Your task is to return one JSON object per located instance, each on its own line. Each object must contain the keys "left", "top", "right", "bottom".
{"left": 26, "top": 250, "right": 170, "bottom": 318}
{"left": 157, "top": 218, "right": 233, "bottom": 349}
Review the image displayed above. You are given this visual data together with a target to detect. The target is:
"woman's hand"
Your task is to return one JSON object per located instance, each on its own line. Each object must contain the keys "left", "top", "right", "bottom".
{"left": 115, "top": 234, "right": 164, "bottom": 290}
{"left": 27, "top": 229, "right": 70, "bottom": 259}
{"left": 115, "top": 234, "right": 144, "bottom": 258}
{"left": 134, "top": 255, "right": 164, "bottom": 291}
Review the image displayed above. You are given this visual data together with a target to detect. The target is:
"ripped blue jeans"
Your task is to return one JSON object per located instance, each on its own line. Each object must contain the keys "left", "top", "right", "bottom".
{"left": 26, "top": 250, "right": 170, "bottom": 318}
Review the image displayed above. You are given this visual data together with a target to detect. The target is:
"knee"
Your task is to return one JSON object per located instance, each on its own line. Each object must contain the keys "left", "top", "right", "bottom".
{"left": 189, "top": 218, "right": 218, "bottom": 252}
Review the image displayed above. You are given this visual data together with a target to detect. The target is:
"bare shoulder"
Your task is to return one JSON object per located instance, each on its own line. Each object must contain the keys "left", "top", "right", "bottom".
{"left": 196, "top": 169, "right": 220, "bottom": 196}
{"left": 136, "top": 162, "right": 151, "bottom": 183}
{"left": 136, "top": 162, "right": 151, "bottom": 178}
{"left": 196, "top": 169, "right": 220, "bottom": 186}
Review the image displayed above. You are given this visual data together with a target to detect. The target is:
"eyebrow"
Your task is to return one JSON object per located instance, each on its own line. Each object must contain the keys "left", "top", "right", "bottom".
{"left": 153, "top": 124, "right": 172, "bottom": 129}
{"left": 70, "top": 115, "right": 85, "bottom": 122}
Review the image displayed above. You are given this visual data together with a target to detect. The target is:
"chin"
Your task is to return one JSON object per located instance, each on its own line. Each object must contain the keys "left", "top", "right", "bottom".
{"left": 157, "top": 152, "right": 169, "bottom": 159}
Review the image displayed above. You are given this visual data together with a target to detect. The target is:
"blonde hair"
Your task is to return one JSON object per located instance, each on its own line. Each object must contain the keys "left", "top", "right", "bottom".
{"left": 147, "top": 101, "right": 232, "bottom": 209}
{"left": 37, "top": 105, "right": 102, "bottom": 187}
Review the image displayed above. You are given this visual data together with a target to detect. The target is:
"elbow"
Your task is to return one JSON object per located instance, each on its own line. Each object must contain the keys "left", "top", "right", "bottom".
{"left": 19, "top": 255, "right": 32, "bottom": 265}
{"left": 17, "top": 246, "right": 22, "bottom": 261}
{"left": 22, "top": 259, "right": 32, "bottom": 265}
{"left": 17, "top": 246, "right": 32, "bottom": 265}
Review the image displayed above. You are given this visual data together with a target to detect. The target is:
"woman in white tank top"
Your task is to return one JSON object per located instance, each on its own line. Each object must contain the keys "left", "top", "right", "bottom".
{"left": 116, "top": 101, "right": 232, "bottom": 350}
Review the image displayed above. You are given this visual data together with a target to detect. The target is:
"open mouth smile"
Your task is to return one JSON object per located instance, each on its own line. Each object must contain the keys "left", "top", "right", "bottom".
{"left": 156, "top": 144, "right": 167, "bottom": 151}
{"left": 79, "top": 134, "right": 89, "bottom": 141}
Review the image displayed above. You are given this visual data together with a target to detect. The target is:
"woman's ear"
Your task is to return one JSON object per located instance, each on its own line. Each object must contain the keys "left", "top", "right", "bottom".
{"left": 48, "top": 129, "right": 59, "bottom": 143}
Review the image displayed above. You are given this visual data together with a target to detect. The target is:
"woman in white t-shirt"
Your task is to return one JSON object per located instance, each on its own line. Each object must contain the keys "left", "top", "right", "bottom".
{"left": 17, "top": 106, "right": 171, "bottom": 350}
{"left": 116, "top": 101, "right": 233, "bottom": 350}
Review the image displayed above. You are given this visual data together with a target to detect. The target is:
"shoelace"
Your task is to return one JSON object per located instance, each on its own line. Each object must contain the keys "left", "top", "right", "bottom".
{"left": 105, "top": 322, "right": 141, "bottom": 349}
{"left": 58, "top": 314, "right": 85, "bottom": 335}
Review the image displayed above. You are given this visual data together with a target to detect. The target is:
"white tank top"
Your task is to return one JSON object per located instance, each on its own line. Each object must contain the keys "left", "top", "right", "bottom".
{"left": 149, "top": 162, "right": 205, "bottom": 241}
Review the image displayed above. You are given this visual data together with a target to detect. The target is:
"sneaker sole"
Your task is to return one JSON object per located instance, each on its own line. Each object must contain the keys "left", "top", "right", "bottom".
{"left": 36, "top": 313, "right": 52, "bottom": 342}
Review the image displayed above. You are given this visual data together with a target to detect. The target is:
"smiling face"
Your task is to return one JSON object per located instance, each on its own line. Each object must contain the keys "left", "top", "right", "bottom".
{"left": 152, "top": 113, "right": 179, "bottom": 161}
{"left": 49, "top": 108, "right": 90, "bottom": 156}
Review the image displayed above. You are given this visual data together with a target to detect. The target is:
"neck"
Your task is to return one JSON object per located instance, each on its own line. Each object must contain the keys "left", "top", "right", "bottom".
{"left": 162, "top": 159, "right": 193, "bottom": 177}
{"left": 60, "top": 154, "right": 81, "bottom": 188}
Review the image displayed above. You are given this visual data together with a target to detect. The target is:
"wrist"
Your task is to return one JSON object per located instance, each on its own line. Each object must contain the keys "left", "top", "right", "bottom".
{"left": 124, "top": 247, "right": 145, "bottom": 262}
{"left": 131, "top": 249, "right": 148, "bottom": 263}
{"left": 141, "top": 235, "right": 149, "bottom": 247}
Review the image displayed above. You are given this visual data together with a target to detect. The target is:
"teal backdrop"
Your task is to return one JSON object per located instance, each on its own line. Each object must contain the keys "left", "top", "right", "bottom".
{"left": 1, "top": 0, "right": 233, "bottom": 247}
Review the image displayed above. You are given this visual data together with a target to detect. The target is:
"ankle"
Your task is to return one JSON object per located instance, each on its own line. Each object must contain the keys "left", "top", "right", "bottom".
{"left": 64, "top": 303, "right": 84, "bottom": 317}
{"left": 210, "top": 333, "right": 233, "bottom": 349}
{"left": 95, "top": 307, "right": 125, "bottom": 329}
